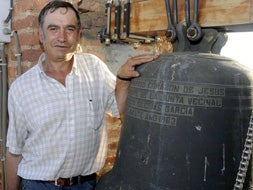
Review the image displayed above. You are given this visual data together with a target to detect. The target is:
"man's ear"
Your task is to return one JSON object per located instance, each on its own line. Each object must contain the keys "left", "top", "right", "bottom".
{"left": 38, "top": 28, "right": 45, "bottom": 44}
{"left": 77, "top": 28, "right": 82, "bottom": 42}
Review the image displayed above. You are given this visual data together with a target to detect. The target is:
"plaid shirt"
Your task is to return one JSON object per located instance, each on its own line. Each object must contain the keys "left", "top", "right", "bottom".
{"left": 7, "top": 53, "right": 119, "bottom": 180}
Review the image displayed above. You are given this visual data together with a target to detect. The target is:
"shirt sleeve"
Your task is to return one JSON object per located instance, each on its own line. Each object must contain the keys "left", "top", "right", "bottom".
{"left": 6, "top": 88, "right": 28, "bottom": 155}
{"left": 98, "top": 59, "right": 120, "bottom": 117}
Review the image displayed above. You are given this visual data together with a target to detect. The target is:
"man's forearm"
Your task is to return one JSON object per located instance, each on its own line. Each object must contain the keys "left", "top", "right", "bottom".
{"left": 6, "top": 149, "right": 22, "bottom": 190}
{"left": 115, "top": 78, "right": 131, "bottom": 119}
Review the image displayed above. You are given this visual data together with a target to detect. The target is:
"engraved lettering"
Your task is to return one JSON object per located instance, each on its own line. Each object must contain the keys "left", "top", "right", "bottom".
{"left": 165, "top": 105, "right": 194, "bottom": 116}
{"left": 166, "top": 94, "right": 184, "bottom": 104}
{"left": 188, "top": 97, "right": 222, "bottom": 107}
{"left": 126, "top": 107, "right": 177, "bottom": 126}
{"left": 128, "top": 78, "right": 229, "bottom": 128}
{"left": 164, "top": 84, "right": 180, "bottom": 92}
{"left": 198, "top": 87, "right": 225, "bottom": 96}
{"left": 183, "top": 86, "right": 194, "bottom": 94}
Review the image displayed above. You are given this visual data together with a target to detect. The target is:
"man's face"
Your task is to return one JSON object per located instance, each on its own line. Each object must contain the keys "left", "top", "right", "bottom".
{"left": 39, "top": 7, "right": 81, "bottom": 62}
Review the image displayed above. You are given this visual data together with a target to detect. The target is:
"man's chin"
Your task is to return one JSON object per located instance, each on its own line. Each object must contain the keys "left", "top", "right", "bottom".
{"left": 55, "top": 52, "right": 74, "bottom": 61}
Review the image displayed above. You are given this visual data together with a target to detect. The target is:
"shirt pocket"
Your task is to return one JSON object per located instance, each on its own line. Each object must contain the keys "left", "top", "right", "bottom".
{"left": 88, "top": 98, "right": 104, "bottom": 130}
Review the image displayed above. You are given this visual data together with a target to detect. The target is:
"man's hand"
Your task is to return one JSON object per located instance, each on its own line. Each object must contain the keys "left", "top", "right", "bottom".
{"left": 117, "top": 54, "right": 159, "bottom": 81}
{"left": 115, "top": 54, "right": 159, "bottom": 118}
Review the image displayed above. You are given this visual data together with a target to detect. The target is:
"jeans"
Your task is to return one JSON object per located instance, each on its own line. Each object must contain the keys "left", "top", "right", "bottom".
{"left": 20, "top": 178, "right": 96, "bottom": 190}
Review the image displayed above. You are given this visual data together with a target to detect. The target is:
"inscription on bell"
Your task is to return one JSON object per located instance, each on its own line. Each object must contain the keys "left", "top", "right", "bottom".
{"left": 127, "top": 77, "right": 226, "bottom": 127}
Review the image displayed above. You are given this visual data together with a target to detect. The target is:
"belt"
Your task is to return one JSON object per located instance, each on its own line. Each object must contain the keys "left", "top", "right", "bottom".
{"left": 51, "top": 173, "right": 96, "bottom": 186}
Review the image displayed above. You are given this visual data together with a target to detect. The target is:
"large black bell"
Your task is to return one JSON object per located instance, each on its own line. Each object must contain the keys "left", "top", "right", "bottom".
{"left": 96, "top": 52, "right": 253, "bottom": 190}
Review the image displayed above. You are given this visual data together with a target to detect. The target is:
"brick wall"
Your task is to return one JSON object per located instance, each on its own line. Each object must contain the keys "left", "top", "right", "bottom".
{"left": 1, "top": 0, "right": 171, "bottom": 189}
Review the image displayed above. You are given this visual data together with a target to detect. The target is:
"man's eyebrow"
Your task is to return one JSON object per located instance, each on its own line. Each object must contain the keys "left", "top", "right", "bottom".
{"left": 47, "top": 24, "right": 77, "bottom": 29}
{"left": 47, "top": 24, "right": 58, "bottom": 29}
{"left": 66, "top": 25, "right": 77, "bottom": 29}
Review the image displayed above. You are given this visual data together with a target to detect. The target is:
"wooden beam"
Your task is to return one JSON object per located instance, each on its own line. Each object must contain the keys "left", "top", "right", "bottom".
{"left": 110, "top": 0, "right": 253, "bottom": 37}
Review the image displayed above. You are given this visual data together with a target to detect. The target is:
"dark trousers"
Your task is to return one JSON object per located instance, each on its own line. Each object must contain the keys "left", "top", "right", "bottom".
{"left": 20, "top": 178, "right": 96, "bottom": 190}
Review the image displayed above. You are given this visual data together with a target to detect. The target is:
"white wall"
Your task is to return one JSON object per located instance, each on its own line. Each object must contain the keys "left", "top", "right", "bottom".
{"left": 221, "top": 32, "right": 253, "bottom": 70}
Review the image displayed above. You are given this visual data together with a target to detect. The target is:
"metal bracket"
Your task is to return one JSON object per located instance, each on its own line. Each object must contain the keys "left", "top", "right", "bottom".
{"left": 98, "top": 0, "right": 157, "bottom": 45}
{"left": 121, "top": 0, "right": 131, "bottom": 39}
{"left": 112, "top": 0, "right": 122, "bottom": 41}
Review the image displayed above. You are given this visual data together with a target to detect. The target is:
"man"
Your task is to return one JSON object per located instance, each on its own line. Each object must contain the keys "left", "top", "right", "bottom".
{"left": 6, "top": 1, "right": 158, "bottom": 190}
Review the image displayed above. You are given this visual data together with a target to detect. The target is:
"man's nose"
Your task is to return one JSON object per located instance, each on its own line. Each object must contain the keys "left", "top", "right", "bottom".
{"left": 58, "top": 29, "right": 67, "bottom": 42}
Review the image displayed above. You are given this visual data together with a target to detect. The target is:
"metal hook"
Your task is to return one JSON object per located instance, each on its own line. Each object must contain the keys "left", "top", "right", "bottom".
{"left": 186, "top": 0, "right": 202, "bottom": 41}
{"left": 165, "top": 0, "right": 177, "bottom": 42}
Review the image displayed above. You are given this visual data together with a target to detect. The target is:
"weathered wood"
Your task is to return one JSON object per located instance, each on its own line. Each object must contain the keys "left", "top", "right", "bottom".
{"left": 110, "top": 0, "right": 253, "bottom": 37}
